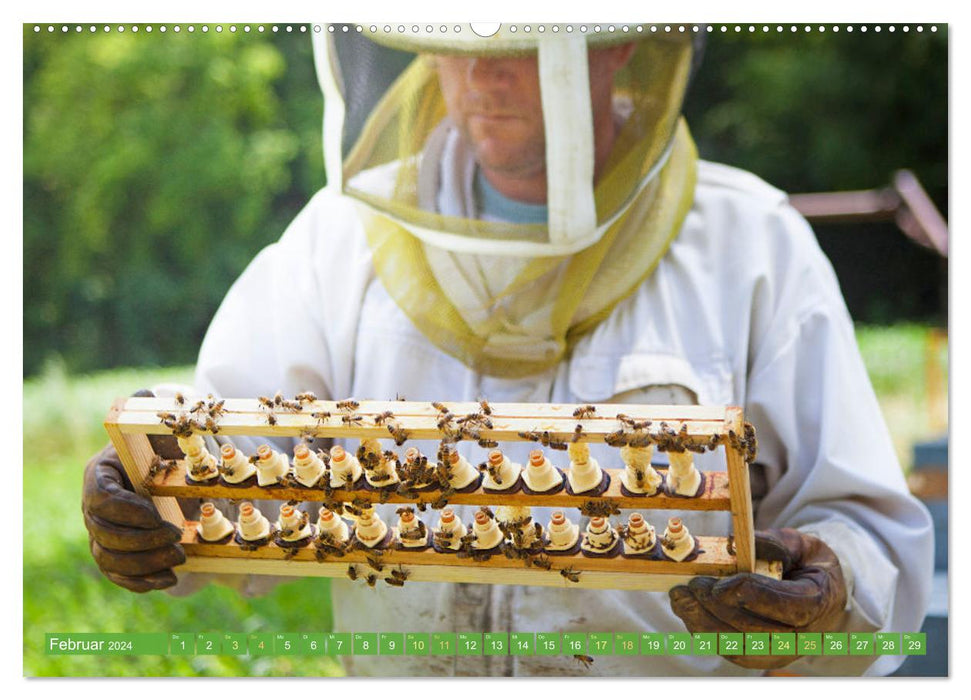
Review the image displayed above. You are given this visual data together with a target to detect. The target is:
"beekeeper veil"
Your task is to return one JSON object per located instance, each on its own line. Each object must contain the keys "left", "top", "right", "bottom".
{"left": 313, "top": 25, "right": 700, "bottom": 377}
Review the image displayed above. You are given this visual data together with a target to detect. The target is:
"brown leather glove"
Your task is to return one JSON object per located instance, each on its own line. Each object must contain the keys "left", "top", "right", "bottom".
{"left": 669, "top": 528, "right": 848, "bottom": 670}
{"left": 82, "top": 390, "right": 186, "bottom": 593}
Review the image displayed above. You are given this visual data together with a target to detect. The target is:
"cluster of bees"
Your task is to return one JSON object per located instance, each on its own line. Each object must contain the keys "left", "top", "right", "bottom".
{"left": 151, "top": 393, "right": 746, "bottom": 603}
{"left": 156, "top": 392, "right": 227, "bottom": 438}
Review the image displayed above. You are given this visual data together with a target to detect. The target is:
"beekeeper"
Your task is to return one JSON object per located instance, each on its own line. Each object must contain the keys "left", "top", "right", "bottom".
{"left": 82, "top": 26, "right": 933, "bottom": 676}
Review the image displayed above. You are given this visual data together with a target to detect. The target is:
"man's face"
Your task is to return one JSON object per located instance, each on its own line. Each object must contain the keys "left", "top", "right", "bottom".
{"left": 433, "top": 52, "right": 547, "bottom": 183}
{"left": 432, "top": 45, "right": 635, "bottom": 192}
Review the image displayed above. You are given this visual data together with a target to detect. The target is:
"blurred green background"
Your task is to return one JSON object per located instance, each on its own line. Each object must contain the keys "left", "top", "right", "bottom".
{"left": 23, "top": 24, "right": 948, "bottom": 677}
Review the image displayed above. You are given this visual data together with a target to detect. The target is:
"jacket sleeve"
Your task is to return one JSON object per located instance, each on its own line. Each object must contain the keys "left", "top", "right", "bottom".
{"left": 743, "top": 207, "right": 934, "bottom": 676}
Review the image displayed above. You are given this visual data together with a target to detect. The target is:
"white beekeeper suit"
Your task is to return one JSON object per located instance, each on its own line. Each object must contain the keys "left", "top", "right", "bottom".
{"left": 168, "top": 27, "right": 933, "bottom": 677}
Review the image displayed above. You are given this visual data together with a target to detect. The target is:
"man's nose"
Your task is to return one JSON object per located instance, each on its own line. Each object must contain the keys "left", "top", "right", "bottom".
{"left": 466, "top": 57, "right": 518, "bottom": 87}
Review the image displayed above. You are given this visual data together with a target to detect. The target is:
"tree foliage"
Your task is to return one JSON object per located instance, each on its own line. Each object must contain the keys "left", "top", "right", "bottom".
{"left": 24, "top": 27, "right": 323, "bottom": 375}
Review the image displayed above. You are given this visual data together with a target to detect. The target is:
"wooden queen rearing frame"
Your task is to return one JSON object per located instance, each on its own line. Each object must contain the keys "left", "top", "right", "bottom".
{"left": 104, "top": 396, "right": 782, "bottom": 591}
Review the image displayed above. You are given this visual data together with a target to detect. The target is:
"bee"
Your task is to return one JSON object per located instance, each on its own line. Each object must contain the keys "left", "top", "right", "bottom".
{"left": 548, "top": 439, "right": 568, "bottom": 451}
{"left": 481, "top": 462, "right": 503, "bottom": 485}
{"left": 580, "top": 499, "right": 621, "bottom": 518}
{"left": 660, "top": 535, "right": 677, "bottom": 550}
{"left": 204, "top": 416, "right": 220, "bottom": 434}
{"left": 628, "top": 433, "right": 652, "bottom": 449}
{"left": 156, "top": 411, "right": 177, "bottom": 424}
{"left": 174, "top": 392, "right": 186, "bottom": 406}
{"left": 389, "top": 565, "right": 409, "bottom": 582}
{"left": 219, "top": 463, "right": 236, "bottom": 478}
{"left": 478, "top": 399, "right": 492, "bottom": 416}
{"left": 573, "top": 405, "right": 597, "bottom": 419}
{"left": 531, "top": 553, "right": 552, "bottom": 571}
{"left": 206, "top": 398, "right": 226, "bottom": 417}
{"left": 572, "top": 424, "right": 586, "bottom": 443}
{"left": 374, "top": 411, "right": 394, "bottom": 425}
{"left": 395, "top": 393, "right": 407, "bottom": 401}
{"left": 573, "top": 654, "right": 594, "bottom": 669}
{"left": 346, "top": 566, "right": 358, "bottom": 581}
{"left": 337, "top": 399, "right": 360, "bottom": 412}
{"left": 478, "top": 506, "right": 494, "bottom": 520}
{"left": 518, "top": 431, "right": 543, "bottom": 443}
{"left": 341, "top": 414, "right": 363, "bottom": 425}
{"left": 147, "top": 455, "right": 178, "bottom": 478}
{"left": 431, "top": 402, "right": 449, "bottom": 413}
{"left": 560, "top": 567, "right": 581, "bottom": 583}
{"left": 280, "top": 399, "right": 303, "bottom": 412}
{"left": 282, "top": 546, "right": 300, "bottom": 561}
{"left": 365, "top": 574, "right": 378, "bottom": 588}
{"left": 365, "top": 553, "right": 385, "bottom": 572}
{"left": 248, "top": 454, "right": 260, "bottom": 465}
{"left": 431, "top": 493, "right": 451, "bottom": 510}
{"left": 616, "top": 413, "right": 636, "bottom": 427}
{"left": 384, "top": 576, "right": 405, "bottom": 587}
{"left": 396, "top": 506, "right": 415, "bottom": 517}
{"left": 295, "top": 392, "right": 318, "bottom": 404}
{"left": 258, "top": 395, "right": 274, "bottom": 409}
{"left": 266, "top": 412, "right": 278, "bottom": 426}
{"left": 477, "top": 438, "right": 499, "bottom": 449}
{"left": 387, "top": 422, "right": 409, "bottom": 446}
{"left": 312, "top": 411, "right": 332, "bottom": 423}
{"left": 605, "top": 430, "right": 629, "bottom": 447}
{"left": 726, "top": 535, "right": 736, "bottom": 556}
{"left": 270, "top": 391, "right": 284, "bottom": 406}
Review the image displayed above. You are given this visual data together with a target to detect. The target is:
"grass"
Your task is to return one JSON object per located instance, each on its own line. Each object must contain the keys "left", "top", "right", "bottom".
{"left": 22, "top": 361, "right": 342, "bottom": 677}
{"left": 22, "top": 324, "right": 947, "bottom": 676}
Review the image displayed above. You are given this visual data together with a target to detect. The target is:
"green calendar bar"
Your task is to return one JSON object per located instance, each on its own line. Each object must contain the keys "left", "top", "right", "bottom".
{"left": 380, "top": 633, "right": 404, "bottom": 655}
{"left": 406, "top": 633, "right": 430, "bottom": 655}
{"left": 746, "top": 633, "right": 770, "bottom": 656}
{"left": 274, "top": 633, "right": 300, "bottom": 655}
{"left": 170, "top": 633, "right": 194, "bottom": 656}
{"left": 42, "top": 631, "right": 929, "bottom": 656}
{"left": 301, "top": 633, "right": 327, "bottom": 655}
{"left": 432, "top": 632, "right": 457, "bottom": 655}
{"left": 195, "top": 633, "right": 221, "bottom": 655}
{"left": 667, "top": 633, "right": 692, "bottom": 655}
{"left": 824, "top": 632, "right": 848, "bottom": 656}
{"left": 588, "top": 633, "right": 612, "bottom": 655}
{"left": 510, "top": 632, "right": 534, "bottom": 656}
{"left": 772, "top": 633, "right": 796, "bottom": 656}
{"left": 353, "top": 632, "right": 378, "bottom": 655}
{"left": 484, "top": 633, "right": 508, "bottom": 656}
{"left": 902, "top": 633, "right": 926, "bottom": 655}
{"left": 641, "top": 632, "right": 665, "bottom": 655}
{"left": 693, "top": 633, "right": 717, "bottom": 656}
{"left": 248, "top": 633, "right": 273, "bottom": 656}
{"left": 876, "top": 632, "right": 901, "bottom": 655}
{"left": 44, "top": 633, "right": 169, "bottom": 656}
{"left": 457, "top": 633, "right": 483, "bottom": 656}
{"left": 850, "top": 632, "right": 874, "bottom": 656}
{"left": 536, "top": 633, "right": 560, "bottom": 656}
{"left": 222, "top": 633, "right": 247, "bottom": 656}
{"left": 562, "top": 633, "right": 587, "bottom": 655}
{"left": 614, "top": 633, "right": 639, "bottom": 656}
{"left": 718, "top": 632, "right": 743, "bottom": 656}
{"left": 327, "top": 632, "right": 352, "bottom": 656}
{"left": 798, "top": 632, "right": 822, "bottom": 656}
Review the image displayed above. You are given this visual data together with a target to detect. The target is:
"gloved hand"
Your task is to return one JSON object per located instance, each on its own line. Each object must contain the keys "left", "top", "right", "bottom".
{"left": 82, "top": 390, "right": 186, "bottom": 593}
{"left": 668, "top": 528, "right": 848, "bottom": 670}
